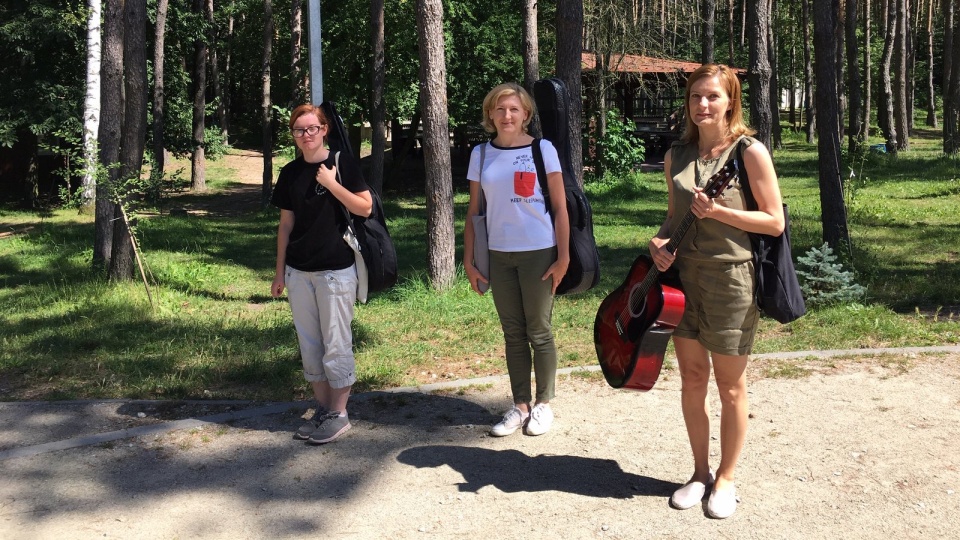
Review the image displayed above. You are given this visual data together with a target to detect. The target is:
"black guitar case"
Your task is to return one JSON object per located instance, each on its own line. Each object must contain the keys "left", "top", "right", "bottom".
{"left": 532, "top": 78, "right": 601, "bottom": 295}
{"left": 320, "top": 101, "right": 398, "bottom": 296}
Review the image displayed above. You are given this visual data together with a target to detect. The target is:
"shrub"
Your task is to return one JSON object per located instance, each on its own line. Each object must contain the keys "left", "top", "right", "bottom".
{"left": 795, "top": 242, "right": 866, "bottom": 308}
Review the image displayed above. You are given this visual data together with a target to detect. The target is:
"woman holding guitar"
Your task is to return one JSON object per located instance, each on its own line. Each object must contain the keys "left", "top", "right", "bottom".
{"left": 649, "top": 65, "right": 784, "bottom": 518}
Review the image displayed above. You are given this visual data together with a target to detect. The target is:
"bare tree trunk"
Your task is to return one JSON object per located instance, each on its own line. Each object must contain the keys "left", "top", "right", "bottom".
{"left": 209, "top": 0, "right": 226, "bottom": 142}
{"left": 748, "top": 0, "right": 774, "bottom": 149}
{"left": 109, "top": 0, "right": 148, "bottom": 281}
{"left": 864, "top": 0, "right": 872, "bottom": 141}
{"left": 416, "top": 0, "right": 456, "bottom": 290}
{"left": 523, "top": 0, "right": 541, "bottom": 138}
{"left": 880, "top": 0, "right": 898, "bottom": 153}
{"left": 151, "top": 0, "right": 169, "bottom": 188}
{"left": 802, "top": 0, "right": 816, "bottom": 142}
{"left": 369, "top": 0, "right": 386, "bottom": 195}
{"left": 729, "top": 0, "right": 736, "bottom": 65}
{"left": 557, "top": 0, "right": 584, "bottom": 186}
{"left": 702, "top": 0, "right": 716, "bottom": 64}
{"left": 944, "top": 0, "right": 954, "bottom": 97}
{"left": 95, "top": 0, "right": 124, "bottom": 271}
{"left": 261, "top": 0, "right": 274, "bottom": 209}
{"left": 813, "top": 0, "right": 851, "bottom": 253}
{"left": 221, "top": 3, "right": 234, "bottom": 138}
{"left": 769, "top": 0, "right": 782, "bottom": 150}
{"left": 191, "top": 0, "right": 208, "bottom": 191}
{"left": 290, "top": 0, "right": 304, "bottom": 105}
{"left": 925, "top": 0, "right": 937, "bottom": 126}
{"left": 944, "top": 1, "right": 960, "bottom": 153}
{"left": 846, "top": 0, "right": 864, "bottom": 153}
{"left": 893, "top": 0, "right": 910, "bottom": 150}
{"left": 81, "top": 0, "right": 102, "bottom": 213}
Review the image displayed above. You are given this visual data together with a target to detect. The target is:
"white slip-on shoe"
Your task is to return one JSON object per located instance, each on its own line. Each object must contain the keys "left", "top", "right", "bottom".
{"left": 524, "top": 403, "right": 553, "bottom": 436}
{"left": 670, "top": 470, "right": 715, "bottom": 510}
{"left": 490, "top": 406, "right": 528, "bottom": 437}
{"left": 706, "top": 484, "right": 740, "bottom": 519}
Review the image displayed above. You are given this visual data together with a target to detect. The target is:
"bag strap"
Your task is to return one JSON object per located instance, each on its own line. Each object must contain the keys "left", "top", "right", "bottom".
{"left": 530, "top": 138, "right": 551, "bottom": 215}
{"left": 735, "top": 138, "right": 758, "bottom": 211}
{"left": 332, "top": 151, "right": 357, "bottom": 235}
{"left": 477, "top": 142, "right": 487, "bottom": 217}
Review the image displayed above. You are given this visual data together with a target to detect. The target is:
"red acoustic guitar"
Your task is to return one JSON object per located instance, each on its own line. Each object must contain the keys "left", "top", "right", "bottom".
{"left": 594, "top": 160, "right": 740, "bottom": 391}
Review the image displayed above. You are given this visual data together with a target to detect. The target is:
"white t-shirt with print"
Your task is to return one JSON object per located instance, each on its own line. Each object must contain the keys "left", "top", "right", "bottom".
{"left": 467, "top": 139, "right": 562, "bottom": 252}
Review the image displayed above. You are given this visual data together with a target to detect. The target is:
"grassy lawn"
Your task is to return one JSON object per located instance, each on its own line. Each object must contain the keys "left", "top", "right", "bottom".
{"left": 2, "top": 130, "right": 960, "bottom": 401}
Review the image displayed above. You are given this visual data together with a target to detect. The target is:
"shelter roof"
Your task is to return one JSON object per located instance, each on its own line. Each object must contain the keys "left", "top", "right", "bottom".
{"left": 581, "top": 53, "right": 745, "bottom": 75}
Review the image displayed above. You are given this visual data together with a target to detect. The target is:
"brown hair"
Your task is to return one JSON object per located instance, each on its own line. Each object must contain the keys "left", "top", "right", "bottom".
{"left": 680, "top": 64, "right": 755, "bottom": 144}
{"left": 288, "top": 104, "right": 328, "bottom": 131}
{"left": 480, "top": 83, "right": 536, "bottom": 134}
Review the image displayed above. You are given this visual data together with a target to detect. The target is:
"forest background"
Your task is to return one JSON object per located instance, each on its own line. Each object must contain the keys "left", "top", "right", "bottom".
{"left": 1, "top": 0, "right": 959, "bottom": 400}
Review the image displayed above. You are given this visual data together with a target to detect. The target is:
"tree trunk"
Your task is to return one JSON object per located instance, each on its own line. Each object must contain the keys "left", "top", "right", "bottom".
{"left": 291, "top": 0, "right": 304, "bottom": 105}
{"left": 813, "top": 0, "right": 851, "bottom": 254}
{"left": 802, "top": 0, "right": 816, "bottom": 142}
{"left": 893, "top": 0, "right": 909, "bottom": 150}
{"left": 944, "top": 1, "right": 960, "bottom": 153}
{"left": 261, "top": 0, "right": 274, "bottom": 208}
{"left": 191, "top": 0, "right": 208, "bottom": 192}
{"left": 221, "top": 3, "right": 234, "bottom": 138}
{"left": 747, "top": 0, "right": 773, "bottom": 149}
{"left": 944, "top": 0, "right": 954, "bottom": 98}
{"left": 925, "top": 0, "right": 937, "bottom": 127}
{"left": 109, "top": 0, "right": 148, "bottom": 281}
{"left": 369, "top": 0, "right": 386, "bottom": 195}
{"left": 416, "top": 0, "right": 456, "bottom": 290}
{"left": 151, "top": 0, "right": 169, "bottom": 188}
{"left": 846, "top": 0, "right": 863, "bottom": 153}
{"left": 701, "top": 0, "right": 716, "bottom": 64}
{"left": 208, "top": 0, "right": 226, "bottom": 142}
{"left": 768, "top": 0, "right": 782, "bottom": 150}
{"left": 728, "top": 0, "right": 736, "bottom": 65}
{"left": 81, "top": 0, "right": 102, "bottom": 213}
{"left": 523, "top": 0, "right": 541, "bottom": 138}
{"left": 864, "top": 0, "right": 871, "bottom": 141}
{"left": 557, "top": 0, "right": 584, "bottom": 187}
{"left": 95, "top": 0, "right": 124, "bottom": 272}
{"left": 880, "top": 0, "right": 898, "bottom": 153}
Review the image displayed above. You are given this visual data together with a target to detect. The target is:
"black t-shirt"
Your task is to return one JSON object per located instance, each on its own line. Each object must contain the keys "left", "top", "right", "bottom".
{"left": 271, "top": 152, "right": 368, "bottom": 272}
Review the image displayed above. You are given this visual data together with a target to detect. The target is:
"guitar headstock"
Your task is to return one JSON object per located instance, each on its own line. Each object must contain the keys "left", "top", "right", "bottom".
{"left": 702, "top": 159, "right": 740, "bottom": 198}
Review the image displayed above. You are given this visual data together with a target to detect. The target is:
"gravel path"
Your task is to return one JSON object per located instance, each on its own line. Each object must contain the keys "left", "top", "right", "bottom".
{"left": 1, "top": 349, "right": 958, "bottom": 539}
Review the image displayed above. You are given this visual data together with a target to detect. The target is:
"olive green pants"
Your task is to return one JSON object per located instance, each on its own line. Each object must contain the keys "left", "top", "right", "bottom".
{"left": 489, "top": 247, "right": 558, "bottom": 404}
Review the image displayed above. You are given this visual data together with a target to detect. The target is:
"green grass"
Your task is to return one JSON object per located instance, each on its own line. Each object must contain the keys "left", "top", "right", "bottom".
{"left": 2, "top": 128, "right": 960, "bottom": 400}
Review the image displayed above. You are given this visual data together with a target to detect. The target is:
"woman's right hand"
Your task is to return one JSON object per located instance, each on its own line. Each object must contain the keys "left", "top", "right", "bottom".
{"left": 271, "top": 273, "right": 286, "bottom": 298}
{"left": 464, "top": 262, "right": 489, "bottom": 295}
{"left": 648, "top": 237, "right": 675, "bottom": 272}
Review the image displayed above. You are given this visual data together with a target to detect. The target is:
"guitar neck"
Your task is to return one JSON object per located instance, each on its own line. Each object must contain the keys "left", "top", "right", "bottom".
{"left": 665, "top": 211, "right": 696, "bottom": 254}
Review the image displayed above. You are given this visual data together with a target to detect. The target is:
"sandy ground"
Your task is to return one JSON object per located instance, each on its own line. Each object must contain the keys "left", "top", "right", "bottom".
{"left": 1, "top": 351, "right": 958, "bottom": 539}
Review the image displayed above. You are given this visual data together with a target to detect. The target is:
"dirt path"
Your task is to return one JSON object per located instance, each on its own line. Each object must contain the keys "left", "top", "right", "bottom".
{"left": 1, "top": 353, "right": 957, "bottom": 539}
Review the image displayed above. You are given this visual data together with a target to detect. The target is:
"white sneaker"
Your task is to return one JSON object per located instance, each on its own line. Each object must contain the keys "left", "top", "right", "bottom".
{"left": 490, "top": 406, "right": 528, "bottom": 437}
{"left": 524, "top": 403, "right": 553, "bottom": 436}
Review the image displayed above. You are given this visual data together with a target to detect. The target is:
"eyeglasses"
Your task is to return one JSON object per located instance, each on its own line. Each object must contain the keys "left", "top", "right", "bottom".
{"left": 291, "top": 125, "right": 323, "bottom": 138}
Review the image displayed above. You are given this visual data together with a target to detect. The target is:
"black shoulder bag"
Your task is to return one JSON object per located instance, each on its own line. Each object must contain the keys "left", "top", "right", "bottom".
{"left": 737, "top": 141, "right": 806, "bottom": 323}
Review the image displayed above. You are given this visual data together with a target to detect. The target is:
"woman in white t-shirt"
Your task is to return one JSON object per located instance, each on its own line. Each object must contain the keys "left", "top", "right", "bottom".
{"left": 464, "top": 83, "right": 570, "bottom": 437}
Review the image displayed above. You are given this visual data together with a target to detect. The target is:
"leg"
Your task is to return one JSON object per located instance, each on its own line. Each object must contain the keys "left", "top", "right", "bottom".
{"left": 674, "top": 336, "right": 713, "bottom": 483}
{"left": 314, "top": 266, "right": 359, "bottom": 415}
{"left": 516, "top": 247, "right": 558, "bottom": 406}
{"left": 710, "top": 352, "right": 749, "bottom": 492}
{"left": 490, "top": 250, "right": 532, "bottom": 411}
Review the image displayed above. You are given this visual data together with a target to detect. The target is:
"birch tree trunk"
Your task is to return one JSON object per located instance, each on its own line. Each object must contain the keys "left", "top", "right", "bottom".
{"left": 291, "top": 0, "right": 304, "bottom": 105}
{"left": 416, "top": 0, "right": 456, "bottom": 290}
{"left": 925, "top": 0, "right": 937, "bottom": 127}
{"left": 81, "top": 0, "right": 102, "bottom": 212}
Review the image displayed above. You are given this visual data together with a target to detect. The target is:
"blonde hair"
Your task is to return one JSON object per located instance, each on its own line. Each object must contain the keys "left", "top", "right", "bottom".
{"left": 480, "top": 83, "right": 536, "bottom": 134}
{"left": 680, "top": 64, "right": 755, "bottom": 144}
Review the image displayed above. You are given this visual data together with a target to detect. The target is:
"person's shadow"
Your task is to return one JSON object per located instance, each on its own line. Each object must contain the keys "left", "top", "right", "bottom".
{"left": 397, "top": 445, "right": 676, "bottom": 499}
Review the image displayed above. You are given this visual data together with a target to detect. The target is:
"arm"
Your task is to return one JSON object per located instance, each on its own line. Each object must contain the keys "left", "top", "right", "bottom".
{"left": 689, "top": 142, "right": 785, "bottom": 236}
{"left": 542, "top": 170, "right": 570, "bottom": 294}
{"left": 649, "top": 148, "right": 677, "bottom": 272}
{"left": 271, "top": 209, "right": 295, "bottom": 298}
{"left": 463, "top": 180, "right": 489, "bottom": 295}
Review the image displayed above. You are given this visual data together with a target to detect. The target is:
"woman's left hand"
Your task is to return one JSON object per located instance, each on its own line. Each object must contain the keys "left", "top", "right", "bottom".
{"left": 542, "top": 257, "right": 570, "bottom": 295}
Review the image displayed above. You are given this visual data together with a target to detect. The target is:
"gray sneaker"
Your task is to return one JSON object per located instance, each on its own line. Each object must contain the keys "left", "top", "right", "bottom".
{"left": 294, "top": 406, "right": 329, "bottom": 440}
{"left": 307, "top": 411, "right": 352, "bottom": 444}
